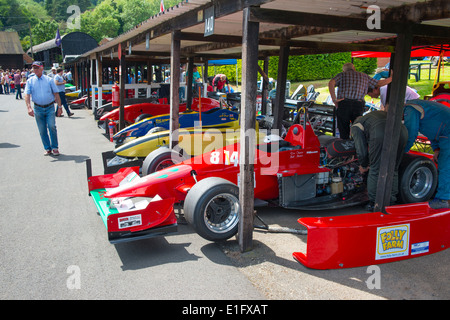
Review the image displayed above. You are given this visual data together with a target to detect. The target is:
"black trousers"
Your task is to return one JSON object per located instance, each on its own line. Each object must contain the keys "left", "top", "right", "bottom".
{"left": 336, "top": 99, "right": 365, "bottom": 139}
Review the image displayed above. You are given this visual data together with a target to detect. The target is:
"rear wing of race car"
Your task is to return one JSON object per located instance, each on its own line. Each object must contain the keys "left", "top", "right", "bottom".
{"left": 293, "top": 202, "right": 449, "bottom": 269}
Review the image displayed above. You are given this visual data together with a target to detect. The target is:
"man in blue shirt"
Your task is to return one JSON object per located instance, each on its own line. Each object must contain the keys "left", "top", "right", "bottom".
{"left": 24, "top": 61, "right": 63, "bottom": 156}
{"left": 403, "top": 99, "right": 450, "bottom": 209}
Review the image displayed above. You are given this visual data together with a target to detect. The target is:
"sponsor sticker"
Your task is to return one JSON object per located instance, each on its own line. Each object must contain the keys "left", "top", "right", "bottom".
{"left": 118, "top": 214, "right": 142, "bottom": 229}
{"left": 411, "top": 241, "right": 429, "bottom": 255}
{"left": 376, "top": 224, "right": 410, "bottom": 260}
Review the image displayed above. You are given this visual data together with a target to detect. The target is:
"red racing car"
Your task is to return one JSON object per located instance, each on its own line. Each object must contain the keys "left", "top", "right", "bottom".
{"left": 99, "top": 97, "right": 221, "bottom": 125}
{"left": 87, "top": 111, "right": 449, "bottom": 269}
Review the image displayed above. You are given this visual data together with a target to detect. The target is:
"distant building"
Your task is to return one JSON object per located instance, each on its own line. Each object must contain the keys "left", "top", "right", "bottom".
{"left": 0, "top": 31, "right": 25, "bottom": 69}
{"left": 27, "top": 31, "right": 98, "bottom": 69}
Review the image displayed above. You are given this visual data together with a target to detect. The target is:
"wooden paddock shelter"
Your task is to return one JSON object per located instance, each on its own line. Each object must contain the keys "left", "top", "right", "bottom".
{"left": 67, "top": 0, "right": 450, "bottom": 252}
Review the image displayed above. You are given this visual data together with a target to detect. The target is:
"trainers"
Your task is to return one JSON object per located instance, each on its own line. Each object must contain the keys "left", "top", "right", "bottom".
{"left": 44, "top": 150, "right": 52, "bottom": 156}
{"left": 428, "top": 199, "right": 450, "bottom": 209}
{"left": 68, "top": 113, "right": 74, "bottom": 117}
{"left": 52, "top": 149, "right": 60, "bottom": 156}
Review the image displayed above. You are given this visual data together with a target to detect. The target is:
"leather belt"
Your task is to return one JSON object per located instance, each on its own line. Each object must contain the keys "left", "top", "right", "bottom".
{"left": 34, "top": 102, "right": 54, "bottom": 108}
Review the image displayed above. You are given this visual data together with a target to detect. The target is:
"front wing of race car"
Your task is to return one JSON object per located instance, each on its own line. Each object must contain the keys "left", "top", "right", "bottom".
{"left": 87, "top": 166, "right": 178, "bottom": 244}
{"left": 293, "top": 202, "right": 450, "bottom": 269}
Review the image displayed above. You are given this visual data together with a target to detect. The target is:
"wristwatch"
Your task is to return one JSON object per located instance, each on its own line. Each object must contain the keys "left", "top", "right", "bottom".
{"left": 58, "top": 106, "right": 62, "bottom": 109}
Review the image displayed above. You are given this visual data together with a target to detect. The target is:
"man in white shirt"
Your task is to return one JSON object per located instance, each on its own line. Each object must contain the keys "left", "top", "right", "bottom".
{"left": 368, "top": 85, "right": 420, "bottom": 110}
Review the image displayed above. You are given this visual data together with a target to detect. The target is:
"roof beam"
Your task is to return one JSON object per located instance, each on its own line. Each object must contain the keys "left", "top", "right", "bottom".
{"left": 248, "top": 7, "right": 450, "bottom": 38}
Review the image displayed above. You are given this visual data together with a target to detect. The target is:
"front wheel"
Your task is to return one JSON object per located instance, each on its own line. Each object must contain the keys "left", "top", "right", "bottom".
{"left": 184, "top": 177, "right": 240, "bottom": 241}
{"left": 398, "top": 154, "right": 438, "bottom": 203}
{"left": 141, "top": 147, "right": 185, "bottom": 175}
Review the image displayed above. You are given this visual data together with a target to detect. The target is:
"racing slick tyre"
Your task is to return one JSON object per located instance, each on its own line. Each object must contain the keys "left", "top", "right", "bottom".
{"left": 135, "top": 113, "right": 152, "bottom": 123}
{"left": 184, "top": 177, "right": 240, "bottom": 241}
{"left": 141, "top": 147, "right": 185, "bottom": 175}
{"left": 398, "top": 153, "right": 438, "bottom": 203}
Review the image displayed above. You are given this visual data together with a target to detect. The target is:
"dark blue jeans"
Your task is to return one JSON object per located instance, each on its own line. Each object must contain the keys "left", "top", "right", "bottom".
{"left": 16, "top": 86, "right": 22, "bottom": 99}
{"left": 34, "top": 104, "right": 58, "bottom": 151}
{"left": 58, "top": 91, "right": 71, "bottom": 116}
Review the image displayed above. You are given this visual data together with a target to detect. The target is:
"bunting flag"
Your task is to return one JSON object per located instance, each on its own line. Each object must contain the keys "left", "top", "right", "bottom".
{"left": 55, "top": 28, "right": 62, "bottom": 47}
{"left": 160, "top": 0, "right": 165, "bottom": 12}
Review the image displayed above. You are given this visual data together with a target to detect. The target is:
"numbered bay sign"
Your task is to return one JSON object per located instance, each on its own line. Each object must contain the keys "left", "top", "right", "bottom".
{"left": 204, "top": 6, "right": 214, "bottom": 36}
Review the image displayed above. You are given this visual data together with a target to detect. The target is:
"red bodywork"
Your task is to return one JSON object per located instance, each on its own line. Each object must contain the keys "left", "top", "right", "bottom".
{"left": 294, "top": 203, "right": 450, "bottom": 269}
{"left": 70, "top": 93, "right": 113, "bottom": 105}
{"left": 99, "top": 97, "right": 220, "bottom": 123}
{"left": 87, "top": 121, "right": 449, "bottom": 268}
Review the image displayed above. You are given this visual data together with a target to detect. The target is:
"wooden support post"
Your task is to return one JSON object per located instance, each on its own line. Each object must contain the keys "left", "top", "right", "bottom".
{"left": 96, "top": 53, "right": 103, "bottom": 110}
{"left": 272, "top": 45, "right": 289, "bottom": 130}
{"left": 374, "top": 32, "right": 413, "bottom": 213}
{"left": 239, "top": 7, "right": 259, "bottom": 253}
{"left": 119, "top": 43, "right": 127, "bottom": 131}
{"left": 186, "top": 57, "right": 194, "bottom": 110}
{"left": 170, "top": 31, "right": 181, "bottom": 149}
{"left": 261, "top": 57, "right": 269, "bottom": 115}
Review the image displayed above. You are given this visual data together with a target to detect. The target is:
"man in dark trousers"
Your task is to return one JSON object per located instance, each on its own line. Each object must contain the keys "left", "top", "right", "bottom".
{"left": 329, "top": 63, "right": 392, "bottom": 139}
{"left": 351, "top": 110, "right": 408, "bottom": 211}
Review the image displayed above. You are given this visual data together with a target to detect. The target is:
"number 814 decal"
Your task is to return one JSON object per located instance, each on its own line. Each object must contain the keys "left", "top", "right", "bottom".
{"left": 210, "top": 150, "right": 239, "bottom": 166}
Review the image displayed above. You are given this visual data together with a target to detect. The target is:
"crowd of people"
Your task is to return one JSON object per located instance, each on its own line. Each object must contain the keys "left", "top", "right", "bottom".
{"left": 0, "top": 68, "right": 29, "bottom": 99}
{"left": 0, "top": 66, "right": 73, "bottom": 100}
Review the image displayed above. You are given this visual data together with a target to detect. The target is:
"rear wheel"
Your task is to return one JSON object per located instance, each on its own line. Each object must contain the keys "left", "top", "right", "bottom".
{"left": 398, "top": 154, "right": 437, "bottom": 203}
{"left": 184, "top": 177, "right": 240, "bottom": 241}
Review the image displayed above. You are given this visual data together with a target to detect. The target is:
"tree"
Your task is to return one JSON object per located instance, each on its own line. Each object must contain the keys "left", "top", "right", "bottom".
{"left": 32, "top": 20, "right": 59, "bottom": 44}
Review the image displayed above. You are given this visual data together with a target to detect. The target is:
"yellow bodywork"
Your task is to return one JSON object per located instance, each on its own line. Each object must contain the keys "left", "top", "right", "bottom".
{"left": 114, "top": 120, "right": 266, "bottom": 159}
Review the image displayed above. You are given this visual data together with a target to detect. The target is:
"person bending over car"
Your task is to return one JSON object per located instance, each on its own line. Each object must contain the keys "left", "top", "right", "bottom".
{"left": 351, "top": 110, "right": 408, "bottom": 211}
{"left": 403, "top": 99, "right": 450, "bottom": 209}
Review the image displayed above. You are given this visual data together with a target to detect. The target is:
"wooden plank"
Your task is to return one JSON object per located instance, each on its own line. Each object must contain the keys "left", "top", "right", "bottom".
{"left": 170, "top": 31, "right": 181, "bottom": 149}
{"left": 119, "top": 44, "right": 127, "bottom": 131}
{"left": 238, "top": 7, "right": 259, "bottom": 253}
{"left": 249, "top": 7, "right": 450, "bottom": 38}
{"left": 374, "top": 32, "right": 413, "bottom": 213}
{"left": 272, "top": 45, "right": 289, "bottom": 130}
{"left": 186, "top": 57, "right": 194, "bottom": 110}
{"left": 260, "top": 57, "right": 269, "bottom": 115}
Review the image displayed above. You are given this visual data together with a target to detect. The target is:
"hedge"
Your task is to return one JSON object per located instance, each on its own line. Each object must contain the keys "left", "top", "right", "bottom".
{"left": 209, "top": 53, "right": 377, "bottom": 84}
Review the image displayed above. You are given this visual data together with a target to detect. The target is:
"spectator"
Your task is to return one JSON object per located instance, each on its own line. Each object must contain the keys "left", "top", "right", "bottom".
{"left": 212, "top": 74, "right": 230, "bottom": 93}
{"left": 328, "top": 63, "right": 392, "bottom": 139}
{"left": 24, "top": 61, "right": 63, "bottom": 156}
{"left": 55, "top": 68, "right": 74, "bottom": 117}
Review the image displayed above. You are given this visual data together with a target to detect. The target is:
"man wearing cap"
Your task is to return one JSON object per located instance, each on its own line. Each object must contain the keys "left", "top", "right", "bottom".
{"left": 24, "top": 61, "right": 63, "bottom": 156}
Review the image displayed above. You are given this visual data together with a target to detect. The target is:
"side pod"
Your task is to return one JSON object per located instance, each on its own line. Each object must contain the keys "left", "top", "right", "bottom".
{"left": 293, "top": 203, "right": 449, "bottom": 269}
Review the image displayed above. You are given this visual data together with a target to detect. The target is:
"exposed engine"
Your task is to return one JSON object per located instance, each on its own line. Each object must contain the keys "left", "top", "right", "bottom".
{"left": 317, "top": 138, "right": 366, "bottom": 197}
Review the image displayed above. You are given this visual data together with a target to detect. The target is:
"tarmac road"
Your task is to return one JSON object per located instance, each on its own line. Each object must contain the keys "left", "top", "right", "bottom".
{"left": 0, "top": 94, "right": 264, "bottom": 301}
{"left": 0, "top": 93, "right": 448, "bottom": 302}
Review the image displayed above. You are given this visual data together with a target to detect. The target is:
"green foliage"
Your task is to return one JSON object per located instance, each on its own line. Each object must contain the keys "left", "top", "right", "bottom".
{"left": 266, "top": 53, "right": 377, "bottom": 81}
{"left": 32, "top": 20, "right": 59, "bottom": 44}
{"left": 208, "top": 54, "right": 378, "bottom": 84}
{"left": 353, "top": 57, "right": 378, "bottom": 74}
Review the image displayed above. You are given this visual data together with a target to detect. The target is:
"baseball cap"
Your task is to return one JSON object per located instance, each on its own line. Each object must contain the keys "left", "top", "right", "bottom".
{"left": 32, "top": 61, "right": 43, "bottom": 67}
